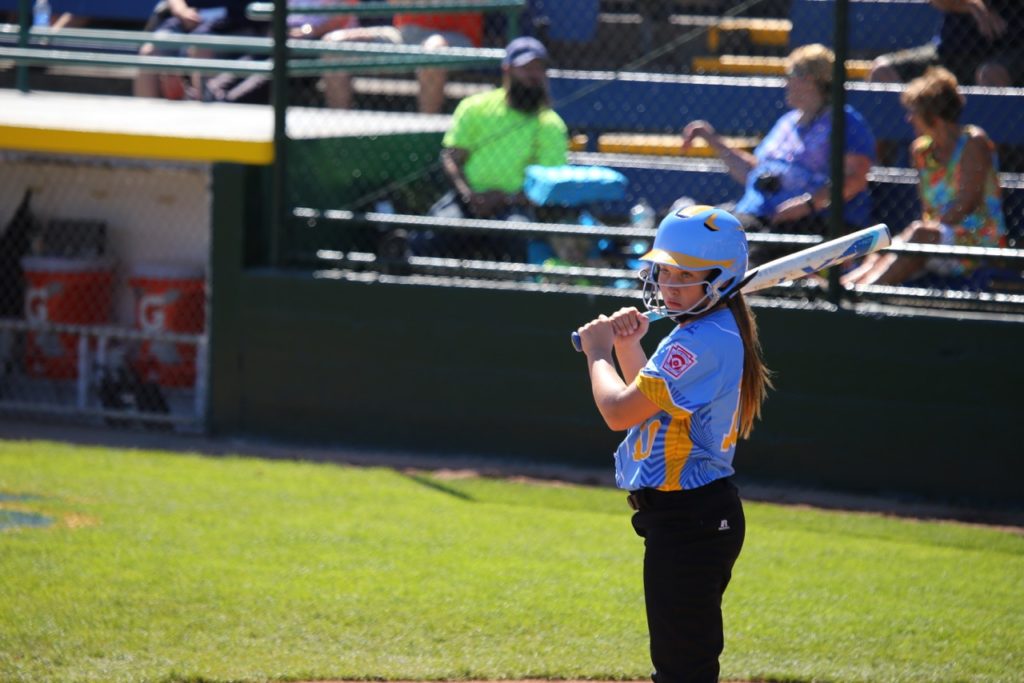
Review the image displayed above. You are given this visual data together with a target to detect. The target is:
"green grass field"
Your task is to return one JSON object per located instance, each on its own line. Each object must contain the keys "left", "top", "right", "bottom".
{"left": 1, "top": 439, "right": 1022, "bottom": 683}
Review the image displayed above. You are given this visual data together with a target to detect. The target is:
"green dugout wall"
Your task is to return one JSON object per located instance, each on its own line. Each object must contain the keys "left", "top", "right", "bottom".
{"left": 210, "top": 163, "right": 1024, "bottom": 507}
{"left": 2, "top": 90, "right": 1017, "bottom": 508}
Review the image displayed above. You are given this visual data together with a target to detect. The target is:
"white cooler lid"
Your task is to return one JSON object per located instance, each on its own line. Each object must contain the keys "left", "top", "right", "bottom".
{"left": 21, "top": 256, "right": 114, "bottom": 273}
{"left": 129, "top": 262, "right": 206, "bottom": 280}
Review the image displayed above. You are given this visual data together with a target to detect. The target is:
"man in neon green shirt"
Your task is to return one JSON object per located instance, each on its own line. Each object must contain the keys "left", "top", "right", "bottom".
{"left": 438, "top": 37, "right": 568, "bottom": 219}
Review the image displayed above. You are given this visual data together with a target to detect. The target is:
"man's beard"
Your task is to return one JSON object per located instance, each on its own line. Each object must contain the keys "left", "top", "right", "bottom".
{"left": 507, "top": 79, "right": 548, "bottom": 113}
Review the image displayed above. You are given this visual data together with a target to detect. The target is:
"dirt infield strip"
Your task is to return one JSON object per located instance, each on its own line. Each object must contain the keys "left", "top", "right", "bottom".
{"left": 292, "top": 680, "right": 678, "bottom": 683}
{"left": 2, "top": 415, "right": 1022, "bottom": 531}
{"left": 294, "top": 680, "right": 749, "bottom": 683}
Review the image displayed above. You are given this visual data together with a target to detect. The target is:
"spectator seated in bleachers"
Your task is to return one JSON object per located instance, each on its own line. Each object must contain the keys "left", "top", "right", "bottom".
{"left": 842, "top": 67, "right": 1007, "bottom": 288}
{"left": 202, "top": 0, "right": 357, "bottom": 105}
{"left": 869, "top": 0, "right": 1022, "bottom": 87}
{"left": 321, "top": 6, "right": 484, "bottom": 114}
{"left": 680, "top": 44, "right": 875, "bottom": 248}
{"left": 134, "top": 0, "right": 262, "bottom": 99}
{"left": 412, "top": 37, "right": 568, "bottom": 260}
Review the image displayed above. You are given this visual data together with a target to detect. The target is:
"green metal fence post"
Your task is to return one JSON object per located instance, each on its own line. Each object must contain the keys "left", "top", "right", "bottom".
{"left": 828, "top": 0, "right": 849, "bottom": 304}
{"left": 16, "top": 0, "right": 29, "bottom": 92}
{"left": 270, "top": 0, "right": 288, "bottom": 267}
{"left": 507, "top": 7, "right": 519, "bottom": 41}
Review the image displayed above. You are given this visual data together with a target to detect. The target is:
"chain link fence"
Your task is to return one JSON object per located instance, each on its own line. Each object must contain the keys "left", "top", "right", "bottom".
{"left": 269, "top": 0, "right": 1024, "bottom": 302}
{"left": 0, "top": 153, "right": 210, "bottom": 430}
{"left": 1, "top": 0, "right": 1024, "bottom": 427}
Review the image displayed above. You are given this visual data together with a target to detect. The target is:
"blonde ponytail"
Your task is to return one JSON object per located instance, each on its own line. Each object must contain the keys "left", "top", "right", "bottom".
{"left": 727, "top": 293, "right": 772, "bottom": 438}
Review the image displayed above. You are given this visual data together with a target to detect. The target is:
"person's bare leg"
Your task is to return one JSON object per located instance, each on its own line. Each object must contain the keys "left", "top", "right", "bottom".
{"left": 189, "top": 47, "right": 213, "bottom": 98}
{"left": 323, "top": 71, "right": 355, "bottom": 108}
{"left": 868, "top": 59, "right": 900, "bottom": 84}
{"left": 840, "top": 254, "right": 883, "bottom": 286}
{"left": 416, "top": 34, "right": 449, "bottom": 114}
{"left": 417, "top": 67, "right": 447, "bottom": 113}
{"left": 134, "top": 43, "right": 161, "bottom": 97}
{"left": 321, "top": 27, "right": 397, "bottom": 109}
{"left": 845, "top": 222, "right": 940, "bottom": 286}
{"left": 856, "top": 253, "right": 927, "bottom": 286}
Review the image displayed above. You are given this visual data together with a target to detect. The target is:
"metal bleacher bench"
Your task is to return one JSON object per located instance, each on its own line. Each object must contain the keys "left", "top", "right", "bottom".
{"left": 0, "top": 0, "right": 524, "bottom": 25}
{"left": 788, "top": 0, "right": 940, "bottom": 55}
{"left": 691, "top": 1, "right": 938, "bottom": 81}
{"left": 0, "top": 1, "right": 522, "bottom": 97}
{"left": 549, "top": 70, "right": 1024, "bottom": 238}
{"left": 0, "top": 0, "right": 153, "bottom": 23}
{"left": 549, "top": 70, "right": 1024, "bottom": 150}
{"left": 244, "top": 0, "right": 521, "bottom": 38}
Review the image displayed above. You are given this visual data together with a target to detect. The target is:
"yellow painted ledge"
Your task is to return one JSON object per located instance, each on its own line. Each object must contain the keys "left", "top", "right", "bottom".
{"left": 0, "top": 125, "right": 274, "bottom": 165}
{"left": 707, "top": 18, "right": 791, "bottom": 52}
{"left": 693, "top": 55, "right": 872, "bottom": 80}
{"left": 571, "top": 133, "right": 760, "bottom": 158}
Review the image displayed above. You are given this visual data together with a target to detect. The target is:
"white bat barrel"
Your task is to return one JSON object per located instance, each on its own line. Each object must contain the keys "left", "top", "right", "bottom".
{"left": 742, "top": 224, "right": 891, "bottom": 294}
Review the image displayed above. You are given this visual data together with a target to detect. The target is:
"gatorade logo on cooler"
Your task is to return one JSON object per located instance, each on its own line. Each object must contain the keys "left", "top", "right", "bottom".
{"left": 138, "top": 291, "right": 181, "bottom": 333}
{"left": 25, "top": 282, "right": 64, "bottom": 324}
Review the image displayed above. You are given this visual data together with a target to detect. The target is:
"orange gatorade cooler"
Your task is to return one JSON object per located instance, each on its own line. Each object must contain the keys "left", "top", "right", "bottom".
{"left": 22, "top": 256, "right": 114, "bottom": 379}
{"left": 129, "top": 263, "right": 205, "bottom": 387}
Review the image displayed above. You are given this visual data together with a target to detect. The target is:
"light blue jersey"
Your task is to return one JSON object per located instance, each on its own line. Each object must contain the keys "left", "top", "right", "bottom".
{"left": 615, "top": 308, "right": 744, "bottom": 491}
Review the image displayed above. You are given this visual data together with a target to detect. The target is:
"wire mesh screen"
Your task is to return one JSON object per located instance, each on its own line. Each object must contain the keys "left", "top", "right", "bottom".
{"left": 266, "top": 0, "right": 1024, "bottom": 299}
{"left": 0, "top": 154, "right": 210, "bottom": 430}
{"left": 2, "top": 0, "right": 1024, "bottom": 332}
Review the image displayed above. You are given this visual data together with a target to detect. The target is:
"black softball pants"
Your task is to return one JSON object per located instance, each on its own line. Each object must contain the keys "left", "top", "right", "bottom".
{"left": 629, "top": 477, "right": 746, "bottom": 683}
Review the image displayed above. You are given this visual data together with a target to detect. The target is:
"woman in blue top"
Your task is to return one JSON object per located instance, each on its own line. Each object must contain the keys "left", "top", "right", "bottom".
{"left": 682, "top": 44, "right": 875, "bottom": 243}
{"left": 576, "top": 205, "right": 772, "bottom": 683}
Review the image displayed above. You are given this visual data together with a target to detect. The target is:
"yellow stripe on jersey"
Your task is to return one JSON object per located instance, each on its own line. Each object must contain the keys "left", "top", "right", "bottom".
{"left": 636, "top": 374, "right": 690, "bottom": 418}
{"left": 660, "top": 415, "right": 693, "bottom": 492}
{"left": 635, "top": 374, "right": 694, "bottom": 491}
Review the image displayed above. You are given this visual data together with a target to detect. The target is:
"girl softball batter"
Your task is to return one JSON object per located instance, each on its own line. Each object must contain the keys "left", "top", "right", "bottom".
{"left": 575, "top": 205, "right": 771, "bottom": 683}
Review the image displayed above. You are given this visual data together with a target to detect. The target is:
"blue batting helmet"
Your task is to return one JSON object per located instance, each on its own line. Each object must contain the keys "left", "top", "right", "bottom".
{"left": 638, "top": 204, "right": 748, "bottom": 316}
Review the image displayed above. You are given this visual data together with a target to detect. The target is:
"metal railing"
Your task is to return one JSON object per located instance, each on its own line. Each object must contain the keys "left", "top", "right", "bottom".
{"left": 288, "top": 208, "right": 1024, "bottom": 314}
{"left": 0, "top": 25, "right": 508, "bottom": 75}
{"left": 246, "top": 0, "right": 522, "bottom": 38}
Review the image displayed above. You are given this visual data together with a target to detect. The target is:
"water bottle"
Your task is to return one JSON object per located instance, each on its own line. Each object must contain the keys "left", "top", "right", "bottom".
{"left": 629, "top": 199, "right": 656, "bottom": 231}
{"left": 32, "top": 0, "right": 51, "bottom": 27}
{"left": 628, "top": 198, "right": 656, "bottom": 263}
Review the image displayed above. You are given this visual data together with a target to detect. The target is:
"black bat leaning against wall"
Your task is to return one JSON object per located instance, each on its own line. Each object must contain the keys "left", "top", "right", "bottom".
{"left": 0, "top": 189, "right": 36, "bottom": 319}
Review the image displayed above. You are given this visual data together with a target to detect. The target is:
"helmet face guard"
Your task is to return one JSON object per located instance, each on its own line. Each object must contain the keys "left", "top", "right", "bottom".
{"left": 639, "top": 264, "right": 722, "bottom": 317}
{"left": 637, "top": 205, "right": 749, "bottom": 318}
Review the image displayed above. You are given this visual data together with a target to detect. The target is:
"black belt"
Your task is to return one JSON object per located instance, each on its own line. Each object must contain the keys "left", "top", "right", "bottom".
{"left": 627, "top": 477, "right": 733, "bottom": 511}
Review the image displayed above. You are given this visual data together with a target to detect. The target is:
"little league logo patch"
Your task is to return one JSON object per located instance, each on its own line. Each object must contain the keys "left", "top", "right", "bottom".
{"left": 661, "top": 343, "right": 697, "bottom": 379}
